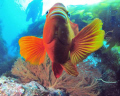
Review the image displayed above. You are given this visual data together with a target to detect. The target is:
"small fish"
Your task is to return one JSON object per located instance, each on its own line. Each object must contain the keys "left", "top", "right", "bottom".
{"left": 19, "top": 3, "right": 105, "bottom": 78}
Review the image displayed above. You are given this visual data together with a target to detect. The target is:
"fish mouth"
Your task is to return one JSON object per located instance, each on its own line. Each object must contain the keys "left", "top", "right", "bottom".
{"left": 48, "top": 9, "right": 67, "bottom": 22}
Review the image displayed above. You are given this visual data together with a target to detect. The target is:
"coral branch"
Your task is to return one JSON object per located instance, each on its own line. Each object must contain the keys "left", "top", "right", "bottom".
{"left": 11, "top": 57, "right": 101, "bottom": 96}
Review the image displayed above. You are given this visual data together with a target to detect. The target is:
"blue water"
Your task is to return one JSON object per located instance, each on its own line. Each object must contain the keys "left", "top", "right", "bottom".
{"left": 0, "top": 0, "right": 30, "bottom": 46}
{"left": 0, "top": 0, "right": 103, "bottom": 46}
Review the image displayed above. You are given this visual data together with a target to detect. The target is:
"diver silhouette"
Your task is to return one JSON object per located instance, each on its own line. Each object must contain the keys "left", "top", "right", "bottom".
{"left": 26, "top": 0, "right": 43, "bottom": 22}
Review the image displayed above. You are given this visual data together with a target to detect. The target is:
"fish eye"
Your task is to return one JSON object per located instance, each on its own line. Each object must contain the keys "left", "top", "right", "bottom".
{"left": 46, "top": 10, "right": 49, "bottom": 15}
{"left": 68, "top": 12, "right": 70, "bottom": 18}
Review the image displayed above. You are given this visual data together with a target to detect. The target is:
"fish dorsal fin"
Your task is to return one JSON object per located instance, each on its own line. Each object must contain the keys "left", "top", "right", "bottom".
{"left": 19, "top": 36, "right": 46, "bottom": 65}
{"left": 70, "top": 21, "right": 79, "bottom": 36}
{"left": 70, "top": 18, "right": 105, "bottom": 65}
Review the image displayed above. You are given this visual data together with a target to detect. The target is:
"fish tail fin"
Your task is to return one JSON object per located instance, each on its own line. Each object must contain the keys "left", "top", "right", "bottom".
{"left": 19, "top": 36, "right": 46, "bottom": 65}
{"left": 52, "top": 62, "right": 63, "bottom": 78}
{"left": 70, "top": 18, "right": 105, "bottom": 64}
{"left": 61, "top": 60, "right": 79, "bottom": 76}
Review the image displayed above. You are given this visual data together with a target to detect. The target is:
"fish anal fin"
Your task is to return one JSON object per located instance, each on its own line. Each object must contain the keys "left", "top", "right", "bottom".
{"left": 19, "top": 36, "right": 46, "bottom": 65}
{"left": 52, "top": 62, "right": 63, "bottom": 78}
{"left": 61, "top": 60, "right": 79, "bottom": 76}
{"left": 70, "top": 18, "right": 105, "bottom": 64}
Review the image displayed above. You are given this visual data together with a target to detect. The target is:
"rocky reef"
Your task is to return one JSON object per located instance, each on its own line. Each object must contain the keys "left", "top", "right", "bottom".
{"left": 0, "top": 76, "right": 66, "bottom": 96}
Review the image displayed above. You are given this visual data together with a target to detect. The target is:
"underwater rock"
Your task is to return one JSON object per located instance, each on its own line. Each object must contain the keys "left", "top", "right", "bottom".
{"left": 0, "top": 76, "right": 66, "bottom": 96}
{"left": 0, "top": 20, "right": 15, "bottom": 75}
{"left": 0, "top": 20, "right": 8, "bottom": 62}
{"left": 104, "top": 26, "right": 120, "bottom": 52}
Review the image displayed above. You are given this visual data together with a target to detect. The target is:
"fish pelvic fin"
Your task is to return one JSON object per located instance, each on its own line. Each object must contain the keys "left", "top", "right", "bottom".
{"left": 61, "top": 60, "right": 79, "bottom": 77}
{"left": 70, "top": 18, "right": 105, "bottom": 65}
{"left": 19, "top": 36, "right": 46, "bottom": 65}
{"left": 52, "top": 62, "right": 63, "bottom": 78}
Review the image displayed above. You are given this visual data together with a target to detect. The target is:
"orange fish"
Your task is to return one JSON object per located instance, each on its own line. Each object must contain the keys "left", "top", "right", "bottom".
{"left": 19, "top": 3, "right": 105, "bottom": 78}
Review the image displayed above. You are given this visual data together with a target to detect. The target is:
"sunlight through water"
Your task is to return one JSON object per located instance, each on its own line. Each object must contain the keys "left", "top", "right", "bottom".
{"left": 15, "top": 0, "right": 102, "bottom": 15}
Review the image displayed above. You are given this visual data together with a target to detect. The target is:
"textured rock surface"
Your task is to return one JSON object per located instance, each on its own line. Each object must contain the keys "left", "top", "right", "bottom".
{"left": 0, "top": 76, "right": 66, "bottom": 96}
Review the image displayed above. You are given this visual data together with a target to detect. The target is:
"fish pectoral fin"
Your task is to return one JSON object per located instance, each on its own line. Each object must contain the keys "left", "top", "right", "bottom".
{"left": 19, "top": 36, "right": 46, "bottom": 65}
{"left": 70, "top": 18, "right": 105, "bottom": 65}
{"left": 61, "top": 60, "right": 79, "bottom": 77}
{"left": 52, "top": 62, "right": 63, "bottom": 78}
